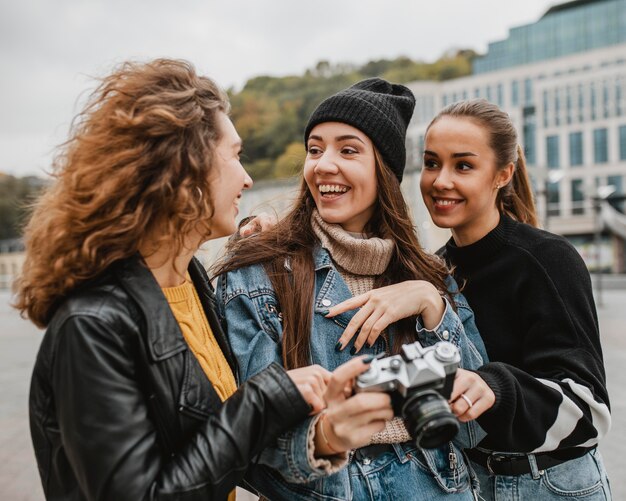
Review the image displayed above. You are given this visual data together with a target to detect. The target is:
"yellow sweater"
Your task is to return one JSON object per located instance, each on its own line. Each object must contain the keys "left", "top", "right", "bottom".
{"left": 162, "top": 279, "right": 237, "bottom": 501}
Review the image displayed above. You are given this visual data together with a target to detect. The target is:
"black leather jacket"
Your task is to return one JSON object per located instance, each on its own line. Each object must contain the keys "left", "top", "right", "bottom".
{"left": 29, "top": 255, "right": 309, "bottom": 500}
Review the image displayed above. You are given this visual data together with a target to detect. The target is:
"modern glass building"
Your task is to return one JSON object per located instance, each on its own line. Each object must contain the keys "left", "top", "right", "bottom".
{"left": 473, "top": 0, "right": 626, "bottom": 74}
{"left": 406, "top": 0, "right": 626, "bottom": 272}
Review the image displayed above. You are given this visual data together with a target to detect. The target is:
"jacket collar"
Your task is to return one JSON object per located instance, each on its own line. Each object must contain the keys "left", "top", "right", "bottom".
{"left": 113, "top": 254, "right": 235, "bottom": 369}
{"left": 313, "top": 245, "right": 333, "bottom": 271}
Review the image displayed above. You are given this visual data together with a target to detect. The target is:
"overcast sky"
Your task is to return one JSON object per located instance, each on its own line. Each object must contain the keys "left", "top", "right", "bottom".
{"left": 1, "top": 0, "right": 558, "bottom": 177}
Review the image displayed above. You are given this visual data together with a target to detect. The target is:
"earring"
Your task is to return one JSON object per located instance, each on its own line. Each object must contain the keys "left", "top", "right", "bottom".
{"left": 495, "top": 185, "right": 501, "bottom": 190}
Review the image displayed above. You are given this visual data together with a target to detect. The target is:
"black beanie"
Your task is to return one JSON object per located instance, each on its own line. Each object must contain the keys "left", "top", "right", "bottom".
{"left": 304, "top": 78, "right": 416, "bottom": 182}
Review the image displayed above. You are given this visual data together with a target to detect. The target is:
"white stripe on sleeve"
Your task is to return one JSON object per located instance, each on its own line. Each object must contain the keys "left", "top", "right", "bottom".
{"left": 533, "top": 378, "right": 610, "bottom": 453}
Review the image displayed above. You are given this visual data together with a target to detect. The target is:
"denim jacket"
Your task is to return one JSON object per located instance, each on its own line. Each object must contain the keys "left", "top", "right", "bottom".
{"left": 217, "top": 245, "right": 488, "bottom": 500}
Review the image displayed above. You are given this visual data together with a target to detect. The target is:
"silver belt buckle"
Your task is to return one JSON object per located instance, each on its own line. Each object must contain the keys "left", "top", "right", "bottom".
{"left": 486, "top": 453, "right": 507, "bottom": 475}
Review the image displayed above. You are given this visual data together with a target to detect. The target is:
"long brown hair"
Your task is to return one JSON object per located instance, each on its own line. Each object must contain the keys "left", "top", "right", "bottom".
{"left": 214, "top": 149, "right": 452, "bottom": 369}
{"left": 15, "top": 59, "right": 230, "bottom": 328}
{"left": 427, "top": 99, "right": 538, "bottom": 227}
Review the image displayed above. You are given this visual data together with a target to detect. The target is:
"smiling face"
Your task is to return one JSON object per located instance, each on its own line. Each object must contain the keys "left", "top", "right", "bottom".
{"left": 304, "top": 122, "right": 378, "bottom": 233}
{"left": 208, "top": 112, "right": 253, "bottom": 239}
{"left": 420, "top": 116, "right": 513, "bottom": 246}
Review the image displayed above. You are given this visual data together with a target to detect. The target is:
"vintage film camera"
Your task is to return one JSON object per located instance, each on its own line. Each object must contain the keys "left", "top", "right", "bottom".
{"left": 355, "top": 341, "right": 460, "bottom": 448}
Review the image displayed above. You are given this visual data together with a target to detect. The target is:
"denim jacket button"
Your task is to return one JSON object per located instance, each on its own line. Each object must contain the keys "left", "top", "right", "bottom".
{"left": 321, "top": 299, "right": 332, "bottom": 307}
{"left": 442, "top": 330, "right": 450, "bottom": 340}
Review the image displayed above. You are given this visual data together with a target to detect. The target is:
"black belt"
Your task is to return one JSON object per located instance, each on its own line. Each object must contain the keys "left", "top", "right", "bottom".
{"left": 466, "top": 447, "right": 593, "bottom": 476}
{"left": 354, "top": 443, "right": 395, "bottom": 462}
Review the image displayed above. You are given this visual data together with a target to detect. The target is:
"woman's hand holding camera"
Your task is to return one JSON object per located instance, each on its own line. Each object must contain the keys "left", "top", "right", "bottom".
{"left": 449, "top": 368, "right": 495, "bottom": 422}
{"left": 314, "top": 357, "right": 393, "bottom": 457}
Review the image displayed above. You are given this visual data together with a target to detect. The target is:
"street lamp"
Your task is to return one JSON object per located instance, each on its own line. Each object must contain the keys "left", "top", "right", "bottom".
{"left": 592, "top": 184, "right": 616, "bottom": 308}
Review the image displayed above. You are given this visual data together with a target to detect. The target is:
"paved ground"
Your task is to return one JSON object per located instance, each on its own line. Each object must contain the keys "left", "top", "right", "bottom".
{"left": 0, "top": 295, "right": 42, "bottom": 501}
{"left": 1, "top": 287, "right": 624, "bottom": 500}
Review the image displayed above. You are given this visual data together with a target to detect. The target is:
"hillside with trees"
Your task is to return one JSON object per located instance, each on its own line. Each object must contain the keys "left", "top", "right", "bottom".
{"left": 229, "top": 49, "right": 476, "bottom": 180}
{"left": 0, "top": 50, "right": 476, "bottom": 240}
{"left": 0, "top": 174, "right": 47, "bottom": 240}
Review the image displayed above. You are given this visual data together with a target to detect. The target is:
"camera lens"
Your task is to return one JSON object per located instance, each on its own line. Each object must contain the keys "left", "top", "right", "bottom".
{"left": 402, "top": 391, "right": 459, "bottom": 449}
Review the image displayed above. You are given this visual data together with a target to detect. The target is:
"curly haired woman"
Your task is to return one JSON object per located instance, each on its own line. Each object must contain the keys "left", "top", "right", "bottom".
{"left": 15, "top": 59, "right": 391, "bottom": 501}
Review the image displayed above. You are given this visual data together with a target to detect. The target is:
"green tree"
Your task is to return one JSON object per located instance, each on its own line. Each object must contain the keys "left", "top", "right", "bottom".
{"left": 230, "top": 50, "right": 476, "bottom": 180}
{"left": 244, "top": 159, "right": 274, "bottom": 181}
{"left": 274, "top": 142, "right": 306, "bottom": 179}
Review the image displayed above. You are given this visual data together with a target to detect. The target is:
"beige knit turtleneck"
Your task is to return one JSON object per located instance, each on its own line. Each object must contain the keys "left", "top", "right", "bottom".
{"left": 311, "top": 210, "right": 393, "bottom": 298}
{"left": 311, "top": 210, "right": 411, "bottom": 445}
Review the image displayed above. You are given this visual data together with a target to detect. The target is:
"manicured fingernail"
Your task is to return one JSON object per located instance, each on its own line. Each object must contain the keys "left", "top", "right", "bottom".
{"left": 335, "top": 341, "right": 342, "bottom": 352}
{"left": 362, "top": 355, "right": 375, "bottom": 364}
{"left": 350, "top": 346, "right": 357, "bottom": 355}
{"left": 320, "top": 309, "right": 330, "bottom": 316}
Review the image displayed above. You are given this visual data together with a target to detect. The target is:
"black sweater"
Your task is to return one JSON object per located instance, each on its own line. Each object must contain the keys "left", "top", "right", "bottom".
{"left": 443, "top": 215, "right": 611, "bottom": 453}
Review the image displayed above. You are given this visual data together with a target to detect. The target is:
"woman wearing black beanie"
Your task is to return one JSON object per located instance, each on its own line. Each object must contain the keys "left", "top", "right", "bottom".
{"left": 215, "top": 79, "right": 492, "bottom": 500}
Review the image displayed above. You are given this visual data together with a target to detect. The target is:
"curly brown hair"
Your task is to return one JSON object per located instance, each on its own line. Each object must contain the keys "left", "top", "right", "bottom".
{"left": 14, "top": 58, "right": 230, "bottom": 327}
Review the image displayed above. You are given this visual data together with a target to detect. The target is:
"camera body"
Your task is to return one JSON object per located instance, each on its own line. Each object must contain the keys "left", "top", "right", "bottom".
{"left": 355, "top": 341, "right": 461, "bottom": 448}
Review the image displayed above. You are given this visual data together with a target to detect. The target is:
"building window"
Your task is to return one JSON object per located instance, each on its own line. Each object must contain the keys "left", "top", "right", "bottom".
{"left": 443, "top": 94, "right": 448, "bottom": 106}
{"left": 566, "top": 86, "right": 573, "bottom": 124}
{"left": 524, "top": 78, "right": 533, "bottom": 105}
{"left": 523, "top": 121, "right": 536, "bottom": 165}
{"left": 511, "top": 80, "right": 519, "bottom": 106}
{"left": 607, "top": 175, "right": 622, "bottom": 193}
{"left": 569, "top": 132, "right": 583, "bottom": 166}
{"left": 474, "top": 87, "right": 480, "bottom": 98}
{"left": 554, "top": 89, "right": 561, "bottom": 126}
{"left": 547, "top": 180, "right": 560, "bottom": 217}
{"left": 578, "top": 83, "right": 585, "bottom": 122}
{"left": 620, "top": 125, "right": 626, "bottom": 161}
{"left": 497, "top": 83, "right": 504, "bottom": 107}
{"left": 486, "top": 86, "right": 492, "bottom": 102}
{"left": 543, "top": 91, "right": 550, "bottom": 127}
{"left": 607, "top": 175, "right": 624, "bottom": 211}
{"left": 547, "top": 135, "right": 560, "bottom": 168}
{"left": 617, "top": 78, "right": 623, "bottom": 117}
{"left": 593, "top": 128, "right": 608, "bottom": 163}
{"left": 591, "top": 82, "right": 597, "bottom": 121}
{"left": 571, "top": 179, "right": 585, "bottom": 215}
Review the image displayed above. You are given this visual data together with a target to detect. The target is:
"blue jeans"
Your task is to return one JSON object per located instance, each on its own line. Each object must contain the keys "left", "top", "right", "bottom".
{"left": 472, "top": 448, "right": 611, "bottom": 500}
{"left": 347, "top": 443, "right": 478, "bottom": 500}
{"left": 246, "top": 441, "right": 480, "bottom": 500}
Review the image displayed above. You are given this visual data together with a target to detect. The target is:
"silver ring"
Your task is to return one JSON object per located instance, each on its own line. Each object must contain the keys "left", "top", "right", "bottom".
{"left": 460, "top": 393, "right": 473, "bottom": 408}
